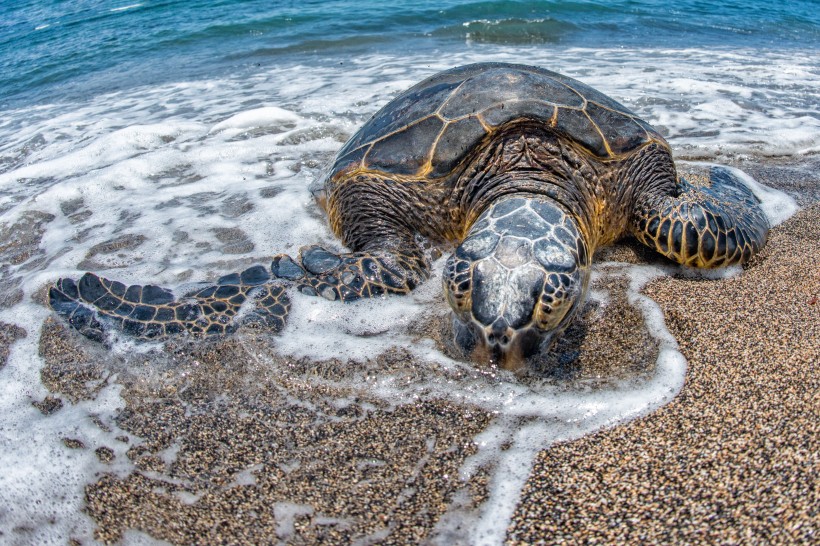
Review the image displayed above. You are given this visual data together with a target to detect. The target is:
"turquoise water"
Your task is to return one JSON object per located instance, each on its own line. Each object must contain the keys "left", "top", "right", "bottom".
{"left": 2, "top": 0, "right": 819, "bottom": 107}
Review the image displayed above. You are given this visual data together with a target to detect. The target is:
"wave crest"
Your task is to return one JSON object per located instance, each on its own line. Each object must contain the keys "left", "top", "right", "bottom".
{"left": 433, "top": 17, "right": 577, "bottom": 44}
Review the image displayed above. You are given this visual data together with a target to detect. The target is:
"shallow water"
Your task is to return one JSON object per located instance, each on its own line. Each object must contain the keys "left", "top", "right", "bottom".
{"left": 0, "top": 1, "right": 816, "bottom": 543}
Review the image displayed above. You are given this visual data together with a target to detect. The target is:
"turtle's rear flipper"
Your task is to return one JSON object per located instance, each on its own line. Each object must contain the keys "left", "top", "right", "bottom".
{"left": 49, "top": 266, "right": 290, "bottom": 343}
{"left": 271, "top": 244, "right": 430, "bottom": 302}
{"left": 632, "top": 166, "right": 770, "bottom": 268}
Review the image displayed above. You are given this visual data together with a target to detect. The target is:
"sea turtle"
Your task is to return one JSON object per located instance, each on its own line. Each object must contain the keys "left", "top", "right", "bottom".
{"left": 49, "top": 63, "right": 769, "bottom": 369}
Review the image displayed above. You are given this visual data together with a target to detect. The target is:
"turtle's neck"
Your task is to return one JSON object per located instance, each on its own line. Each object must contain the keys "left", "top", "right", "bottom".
{"left": 451, "top": 127, "right": 602, "bottom": 248}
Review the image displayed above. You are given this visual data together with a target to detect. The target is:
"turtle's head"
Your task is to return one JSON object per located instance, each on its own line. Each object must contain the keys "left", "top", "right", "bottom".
{"left": 444, "top": 197, "right": 590, "bottom": 371}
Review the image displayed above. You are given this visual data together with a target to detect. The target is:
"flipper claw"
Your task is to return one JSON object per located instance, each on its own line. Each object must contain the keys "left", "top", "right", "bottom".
{"left": 271, "top": 255, "right": 307, "bottom": 280}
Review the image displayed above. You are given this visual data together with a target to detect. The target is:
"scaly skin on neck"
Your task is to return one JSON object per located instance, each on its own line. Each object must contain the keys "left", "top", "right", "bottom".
{"left": 449, "top": 124, "right": 661, "bottom": 254}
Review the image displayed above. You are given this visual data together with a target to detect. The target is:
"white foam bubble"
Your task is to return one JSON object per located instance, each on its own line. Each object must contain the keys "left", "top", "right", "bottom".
{"left": 110, "top": 3, "right": 143, "bottom": 13}
{"left": 120, "top": 530, "right": 172, "bottom": 545}
{"left": 273, "top": 503, "right": 316, "bottom": 540}
{"left": 209, "top": 106, "right": 303, "bottom": 134}
{"left": 272, "top": 259, "right": 445, "bottom": 362}
{"left": 0, "top": 307, "right": 137, "bottom": 545}
{"left": 425, "top": 263, "right": 687, "bottom": 545}
{"left": 261, "top": 256, "right": 688, "bottom": 545}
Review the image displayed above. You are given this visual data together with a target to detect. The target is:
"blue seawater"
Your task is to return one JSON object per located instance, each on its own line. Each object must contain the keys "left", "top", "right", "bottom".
{"left": 2, "top": 0, "right": 819, "bottom": 108}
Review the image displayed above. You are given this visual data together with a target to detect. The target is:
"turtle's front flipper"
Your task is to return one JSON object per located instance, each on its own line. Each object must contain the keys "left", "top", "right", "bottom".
{"left": 271, "top": 244, "right": 430, "bottom": 302}
{"left": 49, "top": 265, "right": 290, "bottom": 342}
{"left": 632, "top": 167, "right": 769, "bottom": 268}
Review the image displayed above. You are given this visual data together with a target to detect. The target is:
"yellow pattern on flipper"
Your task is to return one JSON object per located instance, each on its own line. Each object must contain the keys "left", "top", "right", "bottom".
{"left": 632, "top": 167, "right": 769, "bottom": 268}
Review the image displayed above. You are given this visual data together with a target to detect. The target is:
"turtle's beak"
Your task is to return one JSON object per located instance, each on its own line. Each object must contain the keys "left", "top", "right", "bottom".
{"left": 451, "top": 316, "right": 550, "bottom": 371}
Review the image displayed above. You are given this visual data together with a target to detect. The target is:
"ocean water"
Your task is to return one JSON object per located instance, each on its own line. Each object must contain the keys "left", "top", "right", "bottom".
{"left": 3, "top": 0, "right": 820, "bottom": 108}
{"left": 0, "top": 0, "right": 816, "bottom": 543}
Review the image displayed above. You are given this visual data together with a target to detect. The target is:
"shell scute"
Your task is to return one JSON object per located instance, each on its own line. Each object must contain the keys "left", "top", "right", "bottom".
{"left": 585, "top": 102, "right": 650, "bottom": 155}
{"left": 338, "top": 79, "right": 461, "bottom": 158}
{"left": 329, "top": 63, "right": 662, "bottom": 181}
{"left": 482, "top": 100, "right": 557, "bottom": 128}
{"left": 439, "top": 69, "right": 584, "bottom": 120}
{"left": 548, "top": 74, "right": 632, "bottom": 113}
{"left": 331, "top": 145, "right": 368, "bottom": 178}
{"left": 553, "top": 107, "right": 608, "bottom": 157}
{"left": 365, "top": 115, "right": 444, "bottom": 175}
{"left": 430, "top": 116, "right": 488, "bottom": 177}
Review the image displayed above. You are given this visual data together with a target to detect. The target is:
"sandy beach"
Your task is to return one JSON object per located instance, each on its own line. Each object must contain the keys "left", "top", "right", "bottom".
{"left": 13, "top": 157, "right": 813, "bottom": 544}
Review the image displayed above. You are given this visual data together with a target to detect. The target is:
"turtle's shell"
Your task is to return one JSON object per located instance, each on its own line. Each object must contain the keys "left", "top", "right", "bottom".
{"left": 329, "top": 63, "right": 665, "bottom": 181}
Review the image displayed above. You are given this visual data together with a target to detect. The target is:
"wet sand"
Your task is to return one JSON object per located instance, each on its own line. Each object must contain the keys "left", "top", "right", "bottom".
{"left": 36, "top": 323, "right": 498, "bottom": 544}
{"left": 24, "top": 158, "right": 820, "bottom": 544}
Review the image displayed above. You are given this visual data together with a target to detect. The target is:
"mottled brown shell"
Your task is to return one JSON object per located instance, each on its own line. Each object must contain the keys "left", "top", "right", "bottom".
{"left": 329, "top": 63, "right": 665, "bottom": 181}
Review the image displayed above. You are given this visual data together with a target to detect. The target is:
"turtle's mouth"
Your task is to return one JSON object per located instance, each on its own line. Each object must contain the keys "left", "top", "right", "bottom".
{"left": 449, "top": 315, "right": 551, "bottom": 372}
